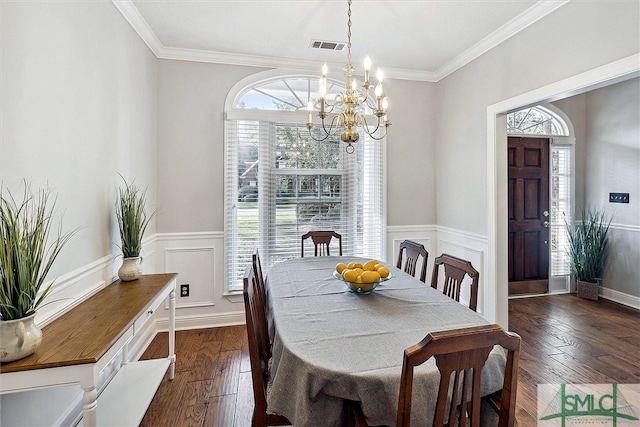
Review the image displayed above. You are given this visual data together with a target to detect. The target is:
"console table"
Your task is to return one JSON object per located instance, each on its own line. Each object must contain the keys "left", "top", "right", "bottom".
{"left": 0, "top": 273, "right": 177, "bottom": 426}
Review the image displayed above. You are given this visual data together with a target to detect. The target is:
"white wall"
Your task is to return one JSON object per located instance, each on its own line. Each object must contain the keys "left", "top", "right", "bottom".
{"left": 1, "top": 2, "right": 159, "bottom": 425}
{"left": 1, "top": 1, "right": 159, "bottom": 281}
{"left": 585, "top": 79, "right": 640, "bottom": 300}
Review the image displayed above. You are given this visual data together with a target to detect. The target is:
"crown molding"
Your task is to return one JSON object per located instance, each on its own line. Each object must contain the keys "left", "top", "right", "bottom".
{"left": 113, "top": 0, "right": 568, "bottom": 83}
{"left": 112, "top": 0, "right": 163, "bottom": 56}
{"left": 434, "top": 0, "right": 569, "bottom": 81}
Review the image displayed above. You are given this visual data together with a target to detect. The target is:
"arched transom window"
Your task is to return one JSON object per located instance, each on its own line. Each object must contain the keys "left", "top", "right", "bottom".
{"left": 507, "top": 105, "right": 568, "bottom": 136}
{"left": 236, "top": 76, "right": 370, "bottom": 114}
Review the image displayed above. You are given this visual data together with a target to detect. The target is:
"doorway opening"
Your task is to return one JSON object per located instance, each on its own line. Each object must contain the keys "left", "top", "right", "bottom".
{"left": 506, "top": 106, "right": 574, "bottom": 297}
{"left": 485, "top": 54, "right": 639, "bottom": 328}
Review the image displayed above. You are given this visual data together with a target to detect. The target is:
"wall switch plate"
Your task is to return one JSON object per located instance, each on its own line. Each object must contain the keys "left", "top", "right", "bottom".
{"left": 180, "top": 284, "right": 190, "bottom": 297}
{"left": 609, "top": 192, "right": 629, "bottom": 203}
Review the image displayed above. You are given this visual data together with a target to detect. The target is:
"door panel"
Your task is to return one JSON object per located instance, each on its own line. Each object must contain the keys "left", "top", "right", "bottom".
{"left": 508, "top": 137, "right": 550, "bottom": 295}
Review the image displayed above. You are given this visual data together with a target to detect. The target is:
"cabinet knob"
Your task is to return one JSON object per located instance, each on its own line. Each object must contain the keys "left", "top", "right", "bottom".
{"left": 147, "top": 310, "right": 154, "bottom": 315}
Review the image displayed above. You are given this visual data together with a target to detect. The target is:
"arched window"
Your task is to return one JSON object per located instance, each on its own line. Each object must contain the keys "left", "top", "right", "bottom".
{"left": 225, "top": 73, "right": 385, "bottom": 293}
{"left": 507, "top": 105, "right": 573, "bottom": 278}
{"left": 507, "top": 105, "right": 569, "bottom": 135}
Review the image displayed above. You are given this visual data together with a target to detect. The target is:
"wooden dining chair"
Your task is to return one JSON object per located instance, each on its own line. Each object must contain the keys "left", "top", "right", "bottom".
{"left": 251, "top": 248, "right": 271, "bottom": 358}
{"left": 243, "top": 264, "right": 291, "bottom": 427}
{"left": 301, "top": 230, "right": 343, "bottom": 257}
{"left": 396, "top": 240, "right": 428, "bottom": 282}
{"left": 397, "top": 324, "right": 521, "bottom": 427}
{"left": 430, "top": 253, "right": 480, "bottom": 311}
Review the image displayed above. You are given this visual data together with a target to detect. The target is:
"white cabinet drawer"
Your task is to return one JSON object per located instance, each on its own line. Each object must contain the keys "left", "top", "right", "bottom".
{"left": 133, "top": 288, "right": 169, "bottom": 335}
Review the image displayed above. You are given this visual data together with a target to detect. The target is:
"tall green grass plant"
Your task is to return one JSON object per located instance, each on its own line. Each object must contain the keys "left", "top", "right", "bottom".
{"left": 0, "top": 184, "right": 75, "bottom": 320}
{"left": 566, "top": 207, "right": 612, "bottom": 283}
{"left": 116, "top": 177, "right": 157, "bottom": 258}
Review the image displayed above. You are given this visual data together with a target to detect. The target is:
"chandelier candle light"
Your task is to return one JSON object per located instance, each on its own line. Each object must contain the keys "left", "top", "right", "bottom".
{"left": 306, "top": 0, "right": 390, "bottom": 154}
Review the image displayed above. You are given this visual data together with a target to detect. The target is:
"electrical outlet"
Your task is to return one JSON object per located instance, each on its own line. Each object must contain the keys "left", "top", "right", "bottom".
{"left": 180, "top": 284, "right": 190, "bottom": 297}
{"left": 609, "top": 192, "right": 629, "bottom": 203}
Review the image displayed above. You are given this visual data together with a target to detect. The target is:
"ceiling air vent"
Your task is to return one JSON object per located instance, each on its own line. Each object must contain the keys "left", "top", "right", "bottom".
{"left": 310, "top": 40, "right": 346, "bottom": 51}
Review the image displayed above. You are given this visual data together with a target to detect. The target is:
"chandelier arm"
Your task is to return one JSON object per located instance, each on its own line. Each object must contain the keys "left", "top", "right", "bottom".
{"left": 317, "top": 114, "right": 344, "bottom": 136}
{"left": 358, "top": 115, "right": 382, "bottom": 137}
{"left": 324, "top": 92, "right": 345, "bottom": 109}
{"left": 321, "top": 103, "right": 337, "bottom": 116}
{"left": 307, "top": 130, "right": 332, "bottom": 142}
{"left": 367, "top": 128, "right": 388, "bottom": 140}
{"left": 358, "top": 115, "right": 389, "bottom": 141}
{"left": 323, "top": 114, "right": 344, "bottom": 135}
{"left": 363, "top": 94, "right": 378, "bottom": 110}
{"left": 308, "top": 114, "right": 344, "bottom": 141}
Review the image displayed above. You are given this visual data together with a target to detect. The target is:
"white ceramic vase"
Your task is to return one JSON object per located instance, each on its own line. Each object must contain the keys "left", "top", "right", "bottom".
{"left": 0, "top": 313, "right": 43, "bottom": 362}
{"left": 118, "top": 256, "right": 143, "bottom": 281}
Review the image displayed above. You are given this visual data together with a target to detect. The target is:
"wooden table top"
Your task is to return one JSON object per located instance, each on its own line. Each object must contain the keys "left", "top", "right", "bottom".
{"left": 0, "top": 273, "right": 177, "bottom": 373}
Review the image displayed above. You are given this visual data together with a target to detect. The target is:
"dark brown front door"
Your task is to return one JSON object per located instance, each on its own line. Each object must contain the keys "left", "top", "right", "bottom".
{"left": 508, "top": 137, "right": 550, "bottom": 295}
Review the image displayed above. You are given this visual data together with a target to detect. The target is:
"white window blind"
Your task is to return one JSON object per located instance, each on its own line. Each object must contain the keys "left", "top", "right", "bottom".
{"left": 225, "top": 120, "right": 385, "bottom": 293}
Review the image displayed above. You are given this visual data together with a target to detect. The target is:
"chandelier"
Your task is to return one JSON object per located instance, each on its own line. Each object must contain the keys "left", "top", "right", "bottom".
{"left": 306, "top": 0, "right": 390, "bottom": 154}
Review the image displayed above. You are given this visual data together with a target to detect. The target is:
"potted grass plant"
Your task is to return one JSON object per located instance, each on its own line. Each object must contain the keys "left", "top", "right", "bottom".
{"left": 116, "top": 177, "right": 157, "bottom": 281}
{"left": 0, "top": 183, "right": 75, "bottom": 362}
{"left": 565, "top": 207, "right": 612, "bottom": 300}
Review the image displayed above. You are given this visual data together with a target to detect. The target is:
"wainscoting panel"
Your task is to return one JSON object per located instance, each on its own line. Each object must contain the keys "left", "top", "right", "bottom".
{"left": 165, "top": 246, "right": 216, "bottom": 309}
{"left": 601, "top": 224, "right": 640, "bottom": 309}
{"left": 154, "top": 231, "right": 245, "bottom": 330}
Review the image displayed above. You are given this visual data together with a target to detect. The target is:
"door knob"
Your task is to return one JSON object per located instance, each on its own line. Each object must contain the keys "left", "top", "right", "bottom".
{"left": 543, "top": 221, "right": 550, "bottom": 228}
{"left": 543, "top": 210, "right": 549, "bottom": 217}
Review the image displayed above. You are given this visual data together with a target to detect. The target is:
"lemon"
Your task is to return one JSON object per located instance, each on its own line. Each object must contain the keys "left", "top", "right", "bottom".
{"left": 347, "top": 262, "right": 363, "bottom": 269}
{"left": 358, "top": 282, "right": 375, "bottom": 292}
{"left": 363, "top": 260, "right": 378, "bottom": 271}
{"left": 361, "top": 270, "right": 381, "bottom": 283}
{"left": 336, "top": 262, "right": 348, "bottom": 274}
{"left": 376, "top": 266, "right": 390, "bottom": 279}
{"left": 342, "top": 269, "right": 359, "bottom": 282}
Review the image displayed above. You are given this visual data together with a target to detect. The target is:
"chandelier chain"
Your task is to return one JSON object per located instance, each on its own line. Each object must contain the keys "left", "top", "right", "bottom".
{"left": 347, "top": 0, "right": 352, "bottom": 68}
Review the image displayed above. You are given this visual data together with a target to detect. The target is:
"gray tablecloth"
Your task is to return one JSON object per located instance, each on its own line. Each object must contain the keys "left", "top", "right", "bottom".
{"left": 265, "top": 256, "right": 506, "bottom": 427}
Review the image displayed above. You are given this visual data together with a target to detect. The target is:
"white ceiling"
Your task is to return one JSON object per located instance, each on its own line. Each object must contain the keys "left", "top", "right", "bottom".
{"left": 116, "top": 0, "right": 568, "bottom": 82}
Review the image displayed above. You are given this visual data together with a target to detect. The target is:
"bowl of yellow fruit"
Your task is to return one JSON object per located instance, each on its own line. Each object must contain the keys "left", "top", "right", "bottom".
{"left": 333, "top": 260, "right": 391, "bottom": 294}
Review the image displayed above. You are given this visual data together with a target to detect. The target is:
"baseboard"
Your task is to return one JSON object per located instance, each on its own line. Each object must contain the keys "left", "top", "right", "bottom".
{"left": 157, "top": 311, "right": 245, "bottom": 332}
{"left": 600, "top": 287, "right": 640, "bottom": 310}
{"left": 508, "top": 288, "right": 639, "bottom": 311}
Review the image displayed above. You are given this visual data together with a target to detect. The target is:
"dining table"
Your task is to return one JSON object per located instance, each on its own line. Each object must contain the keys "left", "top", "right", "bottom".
{"left": 264, "top": 256, "right": 507, "bottom": 427}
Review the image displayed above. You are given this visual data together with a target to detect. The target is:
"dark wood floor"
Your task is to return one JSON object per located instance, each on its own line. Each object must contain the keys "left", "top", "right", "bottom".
{"left": 139, "top": 294, "right": 640, "bottom": 427}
